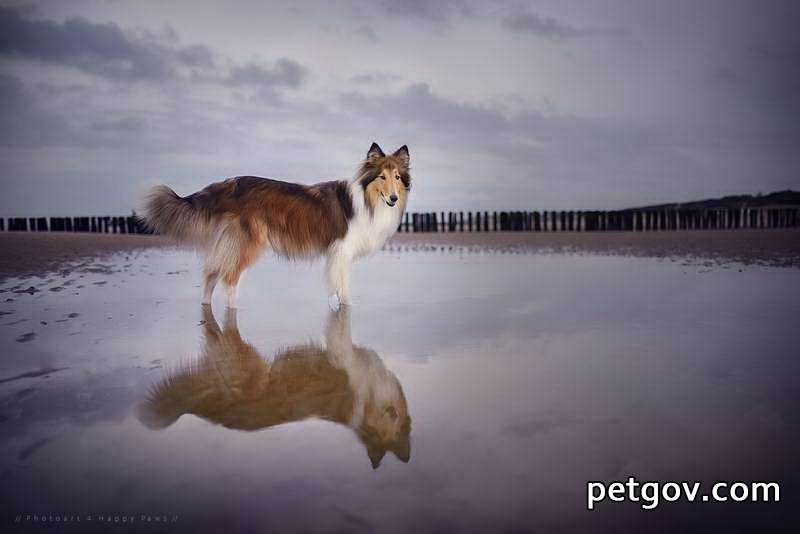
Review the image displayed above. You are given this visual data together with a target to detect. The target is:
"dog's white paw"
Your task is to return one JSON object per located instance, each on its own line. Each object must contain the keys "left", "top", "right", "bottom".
{"left": 328, "top": 293, "right": 341, "bottom": 311}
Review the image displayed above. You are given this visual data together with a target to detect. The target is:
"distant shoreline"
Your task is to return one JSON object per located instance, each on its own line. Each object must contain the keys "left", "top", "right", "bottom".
{"left": 389, "top": 230, "right": 800, "bottom": 268}
{"left": 1, "top": 229, "right": 798, "bottom": 282}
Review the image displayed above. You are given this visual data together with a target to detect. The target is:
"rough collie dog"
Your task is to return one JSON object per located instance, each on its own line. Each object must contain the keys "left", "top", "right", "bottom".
{"left": 143, "top": 143, "right": 410, "bottom": 308}
{"left": 137, "top": 306, "right": 411, "bottom": 469}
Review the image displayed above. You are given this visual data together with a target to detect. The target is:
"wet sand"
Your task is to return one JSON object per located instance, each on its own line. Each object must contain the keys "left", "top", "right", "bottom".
{"left": 1, "top": 229, "right": 798, "bottom": 283}
{"left": 0, "top": 233, "right": 173, "bottom": 281}
{"left": 1, "top": 241, "right": 799, "bottom": 532}
{"left": 389, "top": 229, "right": 800, "bottom": 267}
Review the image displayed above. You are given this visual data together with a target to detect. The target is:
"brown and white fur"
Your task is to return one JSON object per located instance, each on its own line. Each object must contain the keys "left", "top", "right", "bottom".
{"left": 137, "top": 305, "right": 411, "bottom": 469}
{"left": 143, "top": 143, "right": 410, "bottom": 308}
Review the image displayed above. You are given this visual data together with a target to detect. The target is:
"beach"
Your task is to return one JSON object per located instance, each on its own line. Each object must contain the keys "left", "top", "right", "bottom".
{"left": 1, "top": 229, "right": 798, "bottom": 282}
{"left": 1, "top": 230, "right": 799, "bottom": 532}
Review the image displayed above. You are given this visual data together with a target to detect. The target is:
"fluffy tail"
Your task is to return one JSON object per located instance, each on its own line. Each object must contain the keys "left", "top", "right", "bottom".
{"left": 143, "top": 185, "right": 211, "bottom": 244}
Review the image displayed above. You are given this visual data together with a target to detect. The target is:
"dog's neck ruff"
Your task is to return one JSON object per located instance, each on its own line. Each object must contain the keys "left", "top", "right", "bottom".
{"left": 340, "top": 180, "right": 403, "bottom": 259}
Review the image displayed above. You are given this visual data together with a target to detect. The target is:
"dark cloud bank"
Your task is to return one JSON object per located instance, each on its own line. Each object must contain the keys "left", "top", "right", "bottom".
{"left": 0, "top": 2, "right": 798, "bottom": 215}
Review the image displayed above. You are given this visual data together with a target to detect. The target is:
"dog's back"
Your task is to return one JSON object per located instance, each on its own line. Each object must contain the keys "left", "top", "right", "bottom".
{"left": 144, "top": 176, "right": 353, "bottom": 258}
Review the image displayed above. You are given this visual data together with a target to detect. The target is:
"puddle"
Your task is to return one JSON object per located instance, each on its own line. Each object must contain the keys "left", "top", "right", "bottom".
{"left": 0, "top": 248, "right": 798, "bottom": 532}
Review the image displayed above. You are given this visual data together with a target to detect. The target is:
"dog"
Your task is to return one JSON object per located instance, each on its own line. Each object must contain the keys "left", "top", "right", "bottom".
{"left": 143, "top": 143, "right": 411, "bottom": 308}
{"left": 137, "top": 305, "right": 411, "bottom": 469}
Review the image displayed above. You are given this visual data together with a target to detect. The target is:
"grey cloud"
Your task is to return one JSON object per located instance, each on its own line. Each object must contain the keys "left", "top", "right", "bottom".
{"left": 225, "top": 59, "right": 306, "bottom": 88}
{"left": 748, "top": 42, "right": 800, "bottom": 62}
{"left": 341, "top": 83, "right": 506, "bottom": 139}
{"left": 90, "top": 116, "right": 148, "bottom": 133}
{"left": 175, "top": 44, "right": 215, "bottom": 68}
{"left": 712, "top": 68, "right": 739, "bottom": 85}
{"left": 349, "top": 72, "right": 402, "bottom": 85}
{"left": 0, "top": 74, "right": 73, "bottom": 148}
{"left": 354, "top": 25, "right": 378, "bottom": 40}
{"left": 337, "top": 82, "right": 781, "bottom": 208}
{"left": 380, "top": 0, "right": 471, "bottom": 23}
{"left": 502, "top": 9, "right": 580, "bottom": 39}
{"left": 0, "top": 5, "right": 213, "bottom": 81}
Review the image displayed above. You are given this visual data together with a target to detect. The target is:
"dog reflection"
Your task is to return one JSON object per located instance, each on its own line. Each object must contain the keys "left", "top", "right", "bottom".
{"left": 138, "top": 306, "right": 411, "bottom": 468}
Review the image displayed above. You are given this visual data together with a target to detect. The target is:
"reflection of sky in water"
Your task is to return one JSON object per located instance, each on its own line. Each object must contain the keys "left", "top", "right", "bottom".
{"left": 0, "top": 250, "right": 798, "bottom": 532}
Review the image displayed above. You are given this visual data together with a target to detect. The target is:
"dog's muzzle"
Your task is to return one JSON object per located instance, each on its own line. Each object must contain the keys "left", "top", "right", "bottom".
{"left": 384, "top": 193, "right": 398, "bottom": 207}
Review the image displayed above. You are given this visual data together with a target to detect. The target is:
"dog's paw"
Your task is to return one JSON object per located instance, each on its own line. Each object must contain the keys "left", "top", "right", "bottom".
{"left": 328, "top": 293, "right": 341, "bottom": 311}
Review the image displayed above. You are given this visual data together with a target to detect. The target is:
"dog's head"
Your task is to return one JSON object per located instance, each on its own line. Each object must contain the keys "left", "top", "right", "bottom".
{"left": 358, "top": 142, "right": 411, "bottom": 211}
{"left": 358, "top": 387, "right": 412, "bottom": 469}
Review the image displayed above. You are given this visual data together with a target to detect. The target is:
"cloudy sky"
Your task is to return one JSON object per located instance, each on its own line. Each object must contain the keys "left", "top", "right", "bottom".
{"left": 1, "top": 0, "right": 798, "bottom": 215}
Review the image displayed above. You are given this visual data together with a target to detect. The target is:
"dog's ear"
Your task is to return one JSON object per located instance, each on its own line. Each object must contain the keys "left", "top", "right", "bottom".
{"left": 367, "top": 445, "right": 386, "bottom": 469}
{"left": 367, "top": 142, "right": 385, "bottom": 162}
{"left": 393, "top": 145, "right": 410, "bottom": 169}
{"left": 391, "top": 428, "right": 411, "bottom": 463}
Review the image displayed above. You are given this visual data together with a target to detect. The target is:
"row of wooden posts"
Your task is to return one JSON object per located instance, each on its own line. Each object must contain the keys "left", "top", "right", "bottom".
{"left": 1, "top": 216, "right": 149, "bottom": 234}
{"left": 1, "top": 207, "right": 798, "bottom": 234}
{"left": 397, "top": 207, "right": 800, "bottom": 232}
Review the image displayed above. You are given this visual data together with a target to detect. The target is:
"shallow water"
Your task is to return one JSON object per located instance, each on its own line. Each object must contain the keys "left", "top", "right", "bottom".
{"left": 0, "top": 249, "right": 798, "bottom": 533}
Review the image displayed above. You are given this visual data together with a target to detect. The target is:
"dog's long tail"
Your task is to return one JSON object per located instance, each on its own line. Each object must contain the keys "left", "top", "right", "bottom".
{"left": 143, "top": 185, "right": 213, "bottom": 245}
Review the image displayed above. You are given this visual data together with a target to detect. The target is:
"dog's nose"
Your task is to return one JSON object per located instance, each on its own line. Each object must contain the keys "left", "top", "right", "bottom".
{"left": 389, "top": 194, "right": 398, "bottom": 203}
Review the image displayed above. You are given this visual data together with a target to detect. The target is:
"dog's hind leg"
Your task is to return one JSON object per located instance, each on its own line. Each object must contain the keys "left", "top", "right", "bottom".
{"left": 223, "top": 269, "right": 244, "bottom": 309}
{"left": 209, "top": 219, "right": 265, "bottom": 309}
{"left": 202, "top": 269, "right": 219, "bottom": 305}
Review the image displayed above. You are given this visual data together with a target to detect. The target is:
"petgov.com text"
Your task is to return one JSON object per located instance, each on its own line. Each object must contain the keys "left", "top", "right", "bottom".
{"left": 587, "top": 477, "right": 780, "bottom": 511}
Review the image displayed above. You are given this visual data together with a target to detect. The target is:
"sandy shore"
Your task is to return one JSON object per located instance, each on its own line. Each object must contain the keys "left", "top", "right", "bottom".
{"left": 0, "top": 233, "right": 173, "bottom": 281}
{"left": 389, "top": 229, "right": 800, "bottom": 267}
{"left": 1, "top": 229, "right": 798, "bottom": 281}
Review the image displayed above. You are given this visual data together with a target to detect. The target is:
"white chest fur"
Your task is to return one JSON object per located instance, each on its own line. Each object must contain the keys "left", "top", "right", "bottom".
{"left": 340, "top": 183, "right": 402, "bottom": 259}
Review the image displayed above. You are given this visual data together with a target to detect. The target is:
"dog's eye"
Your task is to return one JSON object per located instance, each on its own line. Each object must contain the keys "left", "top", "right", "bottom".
{"left": 380, "top": 176, "right": 386, "bottom": 180}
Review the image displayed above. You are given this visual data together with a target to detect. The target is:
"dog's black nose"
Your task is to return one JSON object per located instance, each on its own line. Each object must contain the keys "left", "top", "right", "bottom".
{"left": 389, "top": 194, "right": 398, "bottom": 203}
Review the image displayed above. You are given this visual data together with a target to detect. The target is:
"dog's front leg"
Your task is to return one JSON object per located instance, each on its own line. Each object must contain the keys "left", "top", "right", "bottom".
{"left": 326, "top": 248, "right": 352, "bottom": 309}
